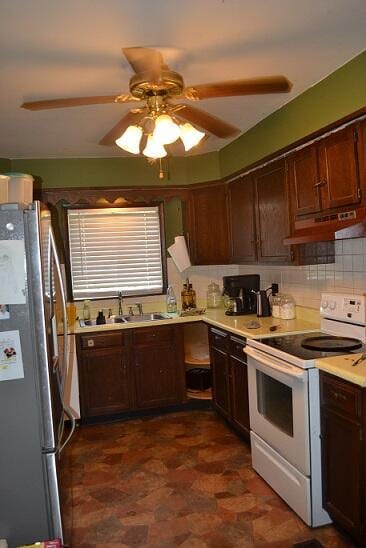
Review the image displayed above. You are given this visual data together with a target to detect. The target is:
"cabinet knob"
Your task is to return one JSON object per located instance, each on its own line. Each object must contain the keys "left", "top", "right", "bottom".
{"left": 314, "top": 180, "right": 327, "bottom": 188}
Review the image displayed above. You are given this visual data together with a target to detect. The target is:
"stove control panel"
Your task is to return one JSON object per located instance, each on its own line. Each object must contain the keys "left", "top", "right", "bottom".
{"left": 320, "top": 293, "right": 366, "bottom": 324}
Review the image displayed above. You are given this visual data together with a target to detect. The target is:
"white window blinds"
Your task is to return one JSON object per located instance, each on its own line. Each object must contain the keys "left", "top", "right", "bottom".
{"left": 67, "top": 207, "right": 164, "bottom": 300}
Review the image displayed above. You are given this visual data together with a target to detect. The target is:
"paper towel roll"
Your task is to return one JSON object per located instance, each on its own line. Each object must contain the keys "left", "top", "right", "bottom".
{"left": 168, "top": 235, "right": 191, "bottom": 272}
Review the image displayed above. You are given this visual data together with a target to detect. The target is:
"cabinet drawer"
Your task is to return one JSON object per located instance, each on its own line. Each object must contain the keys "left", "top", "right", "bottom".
{"left": 321, "top": 373, "right": 362, "bottom": 420}
{"left": 209, "top": 328, "right": 229, "bottom": 351}
{"left": 229, "top": 336, "right": 247, "bottom": 361}
{"left": 80, "top": 332, "right": 124, "bottom": 349}
{"left": 133, "top": 326, "right": 174, "bottom": 346}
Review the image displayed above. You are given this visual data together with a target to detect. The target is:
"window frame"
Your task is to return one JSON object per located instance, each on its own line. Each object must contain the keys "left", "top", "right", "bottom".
{"left": 64, "top": 201, "right": 168, "bottom": 301}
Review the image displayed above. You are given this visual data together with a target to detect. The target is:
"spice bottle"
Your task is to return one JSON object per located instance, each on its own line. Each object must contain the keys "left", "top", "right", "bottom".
{"left": 181, "top": 278, "right": 196, "bottom": 310}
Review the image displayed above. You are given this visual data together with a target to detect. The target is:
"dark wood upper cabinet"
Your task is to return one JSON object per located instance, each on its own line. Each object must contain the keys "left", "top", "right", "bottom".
{"left": 318, "top": 125, "right": 361, "bottom": 210}
{"left": 184, "top": 184, "right": 230, "bottom": 265}
{"left": 287, "top": 144, "right": 321, "bottom": 216}
{"left": 288, "top": 124, "right": 362, "bottom": 222}
{"left": 228, "top": 175, "right": 257, "bottom": 263}
{"left": 254, "top": 160, "right": 292, "bottom": 263}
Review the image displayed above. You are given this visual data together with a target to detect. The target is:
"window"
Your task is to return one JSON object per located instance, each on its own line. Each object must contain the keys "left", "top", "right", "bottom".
{"left": 67, "top": 206, "right": 165, "bottom": 300}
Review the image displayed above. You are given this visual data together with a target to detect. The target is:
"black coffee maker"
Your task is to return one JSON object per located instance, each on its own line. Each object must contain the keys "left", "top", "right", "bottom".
{"left": 223, "top": 275, "right": 260, "bottom": 316}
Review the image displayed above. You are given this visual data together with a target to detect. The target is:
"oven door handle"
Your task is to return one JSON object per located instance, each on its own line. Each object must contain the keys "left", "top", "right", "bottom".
{"left": 245, "top": 346, "right": 307, "bottom": 381}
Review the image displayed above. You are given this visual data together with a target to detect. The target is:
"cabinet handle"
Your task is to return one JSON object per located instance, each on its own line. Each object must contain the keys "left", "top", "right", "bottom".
{"left": 314, "top": 180, "right": 327, "bottom": 188}
{"left": 331, "top": 390, "right": 347, "bottom": 401}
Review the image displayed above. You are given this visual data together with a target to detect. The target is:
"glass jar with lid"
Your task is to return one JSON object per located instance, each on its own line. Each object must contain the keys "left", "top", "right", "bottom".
{"left": 271, "top": 293, "right": 283, "bottom": 318}
{"left": 206, "top": 281, "right": 222, "bottom": 308}
{"left": 280, "top": 294, "right": 296, "bottom": 320}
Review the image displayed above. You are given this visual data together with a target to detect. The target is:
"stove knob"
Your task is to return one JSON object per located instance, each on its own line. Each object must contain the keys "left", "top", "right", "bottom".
{"left": 321, "top": 299, "right": 328, "bottom": 309}
{"left": 329, "top": 301, "right": 336, "bottom": 310}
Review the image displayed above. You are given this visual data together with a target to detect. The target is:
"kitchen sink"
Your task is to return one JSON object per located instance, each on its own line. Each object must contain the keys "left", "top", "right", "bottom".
{"left": 79, "top": 312, "right": 171, "bottom": 327}
{"left": 120, "top": 313, "right": 172, "bottom": 323}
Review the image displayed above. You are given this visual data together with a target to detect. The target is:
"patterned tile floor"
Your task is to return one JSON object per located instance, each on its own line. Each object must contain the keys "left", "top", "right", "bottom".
{"left": 70, "top": 410, "right": 355, "bottom": 547}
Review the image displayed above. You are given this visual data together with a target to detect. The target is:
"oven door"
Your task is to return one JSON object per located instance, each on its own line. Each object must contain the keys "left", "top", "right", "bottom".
{"left": 246, "top": 345, "right": 310, "bottom": 476}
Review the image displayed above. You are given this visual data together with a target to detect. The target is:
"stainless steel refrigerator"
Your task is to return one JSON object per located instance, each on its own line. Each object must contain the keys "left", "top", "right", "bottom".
{"left": 0, "top": 202, "right": 75, "bottom": 547}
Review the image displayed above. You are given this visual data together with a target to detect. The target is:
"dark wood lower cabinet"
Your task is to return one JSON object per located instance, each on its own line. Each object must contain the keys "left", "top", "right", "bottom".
{"left": 77, "top": 332, "right": 132, "bottom": 417}
{"left": 77, "top": 325, "right": 186, "bottom": 419}
{"left": 209, "top": 327, "right": 250, "bottom": 440}
{"left": 211, "top": 346, "right": 230, "bottom": 418}
{"left": 132, "top": 326, "right": 186, "bottom": 409}
{"left": 320, "top": 372, "right": 366, "bottom": 545}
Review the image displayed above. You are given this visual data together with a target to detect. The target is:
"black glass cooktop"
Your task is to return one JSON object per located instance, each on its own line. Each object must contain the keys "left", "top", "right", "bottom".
{"left": 257, "top": 331, "right": 366, "bottom": 361}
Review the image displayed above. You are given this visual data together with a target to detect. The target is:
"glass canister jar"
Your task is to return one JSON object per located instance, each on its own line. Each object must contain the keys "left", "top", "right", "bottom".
{"left": 271, "top": 293, "right": 283, "bottom": 319}
{"left": 207, "top": 281, "right": 222, "bottom": 308}
{"left": 280, "top": 294, "right": 296, "bottom": 320}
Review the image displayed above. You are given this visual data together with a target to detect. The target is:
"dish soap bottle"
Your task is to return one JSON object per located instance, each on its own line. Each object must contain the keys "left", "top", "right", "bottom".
{"left": 166, "top": 285, "right": 177, "bottom": 313}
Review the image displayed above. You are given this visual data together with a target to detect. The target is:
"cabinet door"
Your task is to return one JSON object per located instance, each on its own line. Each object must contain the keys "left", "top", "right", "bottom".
{"left": 318, "top": 125, "right": 361, "bottom": 210}
{"left": 287, "top": 145, "right": 321, "bottom": 217}
{"left": 134, "top": 343, "right": 185, "bottom": 409}
{"left": 211, "top": 346, "right": 230, "bottom": 418}
{"left": 254, "top": 160, "right": 292, "bottom": 263}
{"left": 186, "top": 185, "right": 230, "bottom": 265}
{"left": 79, "top": 347, "right": 131, "bottom": 417}
{"left": 321, "top": 409, "right": 363, "bottom": 536}
{"left": 228, "top": 175, "right": 257, "bottom": 263}
{"left": 229, "top": 355, "right": 250, "bottom": 439}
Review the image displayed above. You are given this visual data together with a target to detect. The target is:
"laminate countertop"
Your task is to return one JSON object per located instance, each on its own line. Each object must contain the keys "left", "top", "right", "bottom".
{"left": 70, "top": 307, "right": 319, "bottom": 340}
{"left": 316, "top": 354, "right": 366, "bottom": 388}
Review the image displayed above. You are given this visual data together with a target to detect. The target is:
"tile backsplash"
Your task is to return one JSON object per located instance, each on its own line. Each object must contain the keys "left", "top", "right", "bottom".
{"left": 73, "top": 238, "right": 366, "bottom": 317}
{"left": 168, "top": 238, "right": 366, "bottom": 310}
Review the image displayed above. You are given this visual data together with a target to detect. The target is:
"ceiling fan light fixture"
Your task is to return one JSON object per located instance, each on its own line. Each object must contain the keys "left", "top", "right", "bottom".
{"left": 153, "top": 114, "right": 180, "bottom": 145}
{"left": 179, "top": 123, "right": 205, "bottom": 151}
{"left": 115, "top": 125, "right": 142, "bottom": 154}
{"left": 143, "top": 134, "right": 167, "bottom": 159}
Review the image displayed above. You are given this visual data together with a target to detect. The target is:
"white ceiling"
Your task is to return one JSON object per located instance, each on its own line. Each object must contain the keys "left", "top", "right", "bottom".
{"left": 0, "top": 0, "right": 365, "bottom": 159}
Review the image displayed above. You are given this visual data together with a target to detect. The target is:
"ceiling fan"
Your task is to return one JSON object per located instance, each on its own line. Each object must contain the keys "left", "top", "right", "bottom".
{"left": 21, "top": 47, "right": 292, "bottom": 156}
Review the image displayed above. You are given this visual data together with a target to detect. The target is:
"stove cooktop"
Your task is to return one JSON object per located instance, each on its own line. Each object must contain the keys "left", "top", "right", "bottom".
{"left": 256, "top": 331, "right": 366, "bottom": 361}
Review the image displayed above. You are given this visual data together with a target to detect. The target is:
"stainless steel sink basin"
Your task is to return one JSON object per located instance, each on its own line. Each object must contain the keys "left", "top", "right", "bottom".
{"left": 78, "top": 312, "right": 171, "bottom": 327}
{"left": 120, "top": 313, "right": 171, "bottom": 323}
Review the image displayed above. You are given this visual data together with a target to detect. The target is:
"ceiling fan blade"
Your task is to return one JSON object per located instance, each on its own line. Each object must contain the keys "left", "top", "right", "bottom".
{"left": 184, "top": 76, "right": 292, "bottom": 100}
{"left": 122, "top": 47, "right": 168, "bottom": 77}
{"left": 175, "top": 104, "right": 240, "bottom": 138}
{"left": 99, "top": 110, "right": 145, "bottom": 146}
{"left": 21, "top": 94, "right": 139, "bottom": 111}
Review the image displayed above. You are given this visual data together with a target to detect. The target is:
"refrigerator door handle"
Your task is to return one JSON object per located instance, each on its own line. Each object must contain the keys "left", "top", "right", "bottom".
{"left": 49, "top": 228, "right": 69, "bottom": 392}
{"left": 58, "top": 403, "right": 76, "bottom": 454}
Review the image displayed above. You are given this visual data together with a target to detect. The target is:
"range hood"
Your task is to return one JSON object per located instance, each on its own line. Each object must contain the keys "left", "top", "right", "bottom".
{"left": 284, "top": 207, "right": 366, "bottom": 245}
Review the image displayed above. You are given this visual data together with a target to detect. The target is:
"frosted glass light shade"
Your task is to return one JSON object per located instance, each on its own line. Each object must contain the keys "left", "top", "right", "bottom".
{"left": 153, "top": 114, "right": 180, "bottom": 144}
{"left": 115, "top": 125, "right": 142, "bottom": 154}
{"left": 179, "top": 123, "right": 205, "bottom": 151}
{"left": 143, "top": 135, "right": 167, "bottom": 159}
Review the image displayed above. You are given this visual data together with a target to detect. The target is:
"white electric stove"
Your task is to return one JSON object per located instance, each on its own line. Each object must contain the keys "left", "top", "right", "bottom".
{"left": 245, "top": 293, "right": 366, "bottom": 527}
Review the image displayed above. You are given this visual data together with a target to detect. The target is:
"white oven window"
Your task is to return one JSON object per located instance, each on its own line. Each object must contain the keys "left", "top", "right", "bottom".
{"left": 256, "top": 370, "right": 294, "bottom": 437}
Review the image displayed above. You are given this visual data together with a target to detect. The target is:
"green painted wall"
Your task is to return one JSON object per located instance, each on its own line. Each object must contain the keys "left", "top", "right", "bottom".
{"left": 11, "top": 151, "right": 220, "bottom": 190}
{"left": 0, "top": 158, "right": 11, "bottom": 172}
{"left": 219, "top": 50, "right": 366, "bottom": 177}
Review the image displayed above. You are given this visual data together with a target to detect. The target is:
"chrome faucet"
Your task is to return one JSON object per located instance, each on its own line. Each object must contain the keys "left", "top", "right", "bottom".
{"left": 135, "top": 302, "right": 143, "bottom": 315}
{"left": 118, "top": 291, "right": 124, "bottom": 316}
